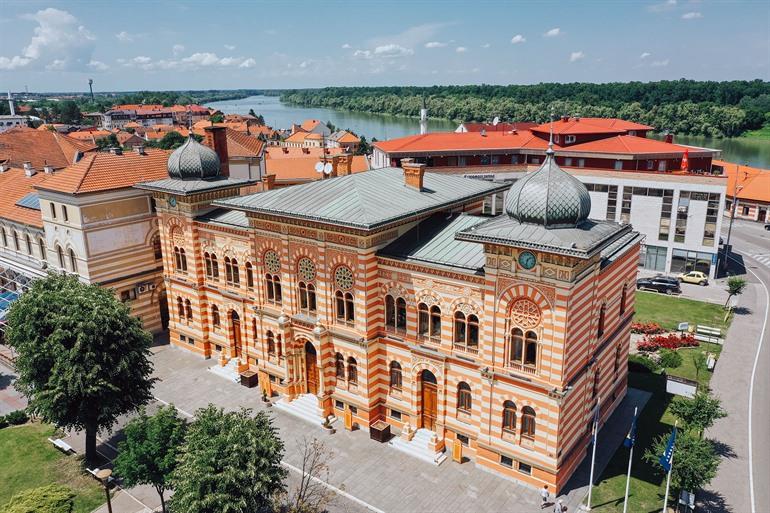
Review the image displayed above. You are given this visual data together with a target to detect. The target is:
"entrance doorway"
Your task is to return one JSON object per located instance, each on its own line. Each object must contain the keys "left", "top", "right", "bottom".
{"left": 420, "top": 369, "right": 438, "bottom": 431}
{"left": 305, "top": 341, "right": 318, "bottom": 395}
{"left": 230, "top": 311, "right": 242, "bottom": 358}
{"left": 158, "top": 290, "right": 169, "bottom": 330}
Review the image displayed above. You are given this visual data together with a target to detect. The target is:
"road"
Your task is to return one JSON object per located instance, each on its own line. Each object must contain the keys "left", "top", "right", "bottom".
{"left": 705, "top": 219, "right": 770, "bottom": 513}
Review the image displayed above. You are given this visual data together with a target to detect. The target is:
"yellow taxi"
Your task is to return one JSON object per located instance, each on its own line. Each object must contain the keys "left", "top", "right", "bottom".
{"left": 677, "top": 271, "right": 709, "bottom": 286}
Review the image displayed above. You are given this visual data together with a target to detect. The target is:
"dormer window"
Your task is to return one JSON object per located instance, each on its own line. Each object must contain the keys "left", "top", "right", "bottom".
{"left": 565, "top": 135, "right": 576, "bottom": 144}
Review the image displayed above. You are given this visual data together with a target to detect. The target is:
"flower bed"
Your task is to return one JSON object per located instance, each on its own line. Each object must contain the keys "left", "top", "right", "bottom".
{"left": 631, "top": 322, "right": 665, "bottom": 335}
{"left": 636, "top": 332, "right": 699, "bottom": 352}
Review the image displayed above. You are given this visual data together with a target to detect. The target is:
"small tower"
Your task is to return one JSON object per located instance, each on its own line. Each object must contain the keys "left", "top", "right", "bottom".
{"left": 7, "top": 91, "right": 15, "bottom": 116}
{"left": 419, "top": 95, "right": 428, "bottom": 135}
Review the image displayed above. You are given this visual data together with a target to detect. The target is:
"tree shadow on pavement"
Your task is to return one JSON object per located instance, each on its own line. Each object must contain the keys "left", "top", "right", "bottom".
{"left": 698, "top": 488, "right": 731, "bottom": 513}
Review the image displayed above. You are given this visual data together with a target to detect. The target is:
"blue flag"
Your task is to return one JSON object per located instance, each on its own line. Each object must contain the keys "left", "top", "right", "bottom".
{"left": 591, "top": 401, "right": 601, "bottom": 444}
{"left": 659, "top": 426, "right": 677, "bottom": 472}
{"left": 623, "top": 412, "right": 638, "bottom": 449}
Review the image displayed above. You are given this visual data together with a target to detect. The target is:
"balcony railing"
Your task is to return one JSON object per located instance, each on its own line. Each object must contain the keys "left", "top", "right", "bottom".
{"left": 506, "top": 360, "right": 538, "bottom": 375}
{"left": 453, "top": 343, "right": 479, "bottom": 355}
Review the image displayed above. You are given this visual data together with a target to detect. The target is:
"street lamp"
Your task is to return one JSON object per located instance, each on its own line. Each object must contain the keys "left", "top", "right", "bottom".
{"left": 721, "top": 163, "right": 745, "bottom": 274}
{"left": 95, "top": 469, "right": 113, "bottom": 513}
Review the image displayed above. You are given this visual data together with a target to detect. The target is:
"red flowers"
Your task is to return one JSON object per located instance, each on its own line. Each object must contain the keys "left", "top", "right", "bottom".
{"left": 631, "top": 322, "right": 665, "bottom": 335}
{"left": 637, "top": 333, "right": 698, "bottom": 352}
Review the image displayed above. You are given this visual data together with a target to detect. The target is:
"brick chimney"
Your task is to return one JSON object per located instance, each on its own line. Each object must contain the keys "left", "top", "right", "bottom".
{"left": 401, "top": 158, "right": 426, "bottom": 191}
{"left": 261, "top": 174, "right": 276, "bottom": 191}
{"left": 335, "top": 153, "right": 353, "bottom": 176}
{"left": 204, "top": 126, "right": 230, "bottom": 177}
{"left": 664, "top": 132, "right": 674, "bottom": 144}
{"left": 43, "top": 164, "right": 55, "bottom": 174}
{"left": 134, "top": 145, "right": 146, "bottom": 155}
{"left": 23, "top": 161, "right": 36, "bottom": 177}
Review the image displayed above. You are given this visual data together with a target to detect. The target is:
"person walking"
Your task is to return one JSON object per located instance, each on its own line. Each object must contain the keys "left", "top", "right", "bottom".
{"left": 553, "top": 499, "right": 565, "bottom": 513}
{"left": 540, "top": 485, "right": 550, "bottom": 509}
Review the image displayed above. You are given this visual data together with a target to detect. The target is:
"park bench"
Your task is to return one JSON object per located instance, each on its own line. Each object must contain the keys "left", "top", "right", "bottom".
{"left": 48, "top": 437, "right": 74, "bottom": 454}
{"left": 694, "top": 325, "right": 723, "bottom": 345}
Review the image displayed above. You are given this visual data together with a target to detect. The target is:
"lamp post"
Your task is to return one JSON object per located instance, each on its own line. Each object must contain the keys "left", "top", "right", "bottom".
{"left": 721, "top": 164, "right": 745, "bottom": 274}
{"left": 95, "top": 469, "right": 113, "bottom": 513}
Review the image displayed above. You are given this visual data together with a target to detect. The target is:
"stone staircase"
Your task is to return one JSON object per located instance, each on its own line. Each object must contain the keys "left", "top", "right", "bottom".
{"left": 273, "top": 393, "right": 328, "bottom": 426}
{"left": 208, "top": 358, "right": 240, "bottom": 383}
{"left": 389, "top": 428, "right": 447, "bottom": 466}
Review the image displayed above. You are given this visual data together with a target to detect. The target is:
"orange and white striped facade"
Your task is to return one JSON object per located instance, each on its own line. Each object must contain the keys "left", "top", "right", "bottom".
{"left": 151, "top": 178, "right": 639, "bottom": 492}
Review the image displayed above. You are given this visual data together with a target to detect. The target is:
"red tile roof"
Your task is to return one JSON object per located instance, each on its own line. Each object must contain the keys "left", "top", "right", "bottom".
{"left": 36, "top": 149, "right": 170, "bottom": 195}
{"left": 225, "top": 128, "right": 265, "bottom": 158}
{"left": 531, "top": 119, "right": 625, "bottom": 136}
{"left": 300, "top": 119, "right": 323, "bottom": 131}
{"left": 459, "top": 122, "right": 537, "bottom": 132}
{"left": 266, "top": 155, "right": 369, "bottom": 182}
{"left": 265, "top": 147, "right": 345, "bottom": 159}
{"left": 0, "top": 127, "right": 96, "bottom": 170}
{"left": 717, "top": 160, "right": 770, "bottom": 203}
{"left": 0, "top": 167, "right": 49, "bottom": 228}
{"left": 563, "top": 135, "right": 698, "bottom": 155}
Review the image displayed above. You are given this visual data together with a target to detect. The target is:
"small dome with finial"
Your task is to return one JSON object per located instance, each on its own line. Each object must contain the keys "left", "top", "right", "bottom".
{"left": 167, "top": 135, "right": 220, "bottom": 180}
{"left": 504, "top": 132, "right": 591, "bottom": 228}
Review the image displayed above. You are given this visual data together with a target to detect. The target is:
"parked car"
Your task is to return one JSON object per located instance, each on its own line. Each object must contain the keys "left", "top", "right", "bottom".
{"left": 677, "top": 271, "right": 709, "bottom": 286}
{"left": 636, "top": 277, "right": 681, "bottom": 295}
{"left": 653, "top": 274, "right": 681, "bottom": 286}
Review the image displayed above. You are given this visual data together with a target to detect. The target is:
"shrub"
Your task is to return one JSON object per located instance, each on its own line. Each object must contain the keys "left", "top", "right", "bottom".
{"left": 3, "top": 484, "right": 75, "bottom": 513}
{"left": 628, "top": 354, "right": 660, "bottom": 373}
{"left": 637, "top": 333, "right": 699, "bottom": 352}
{"left": 659, "top": 349, "right": 683, "bottom": 369}
{"left": 4, "top": 409, "right": 29, "bottom": 425}
{"left": 631, "top": 322, "right": 665, "bottom": 335}
{"left": 0, "top": 416, "right": 7, "bottom": 429}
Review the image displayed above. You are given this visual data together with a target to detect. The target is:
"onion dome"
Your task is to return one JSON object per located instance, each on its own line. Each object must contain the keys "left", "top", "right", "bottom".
{"left": 504, "top": 143, "right": 591, "bottom": 228}
{"left": 167, "top": 135, "right": 220, "bottom": 180}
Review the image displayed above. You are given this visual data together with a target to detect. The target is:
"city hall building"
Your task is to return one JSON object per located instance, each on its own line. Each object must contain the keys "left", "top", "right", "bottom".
{"left": 137, "top": 135, "right": 641, "bottom": 492}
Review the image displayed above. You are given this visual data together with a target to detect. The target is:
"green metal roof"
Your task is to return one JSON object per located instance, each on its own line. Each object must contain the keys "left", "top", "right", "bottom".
{"left": 215, "top": 167, "right": 508, "bottom": 230}
{"left": 379, "top": 214, "right": 488, "bottom": 273}
{"left": 196, "top": 208, "right": 250, "bottom": 229}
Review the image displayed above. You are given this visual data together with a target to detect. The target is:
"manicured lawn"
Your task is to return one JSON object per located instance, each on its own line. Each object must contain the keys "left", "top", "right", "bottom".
{"left": 665, "top": 342, "right": 722, "bottom": 390}
{"left": 589, "top": 372, "right": 677, "bottom": 513}
{"left": 0, "top": 422, "right": 104, "bottom": 512}
{"left": 634, "top": 291, "right": 731, "bottom": 331}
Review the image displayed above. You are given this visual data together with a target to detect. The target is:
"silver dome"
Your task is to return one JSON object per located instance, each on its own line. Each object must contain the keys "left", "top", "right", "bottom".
{"left": 504, "top": 147, "right": 591, "bottom": 228}
{"left": 167, "top": 135, "right": 220, "bottom": 180}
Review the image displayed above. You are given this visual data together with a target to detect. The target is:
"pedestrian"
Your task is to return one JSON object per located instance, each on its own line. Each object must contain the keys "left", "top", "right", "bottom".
{"left": 540, "top": 485, "right": 550, "bottom": 509}
{"left": 553, "top": 499, "right": 565, "bottom": 513}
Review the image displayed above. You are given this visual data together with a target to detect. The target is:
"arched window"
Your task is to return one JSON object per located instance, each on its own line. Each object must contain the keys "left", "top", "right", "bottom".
{"left": 152, "top": 235, "right": 162, "bottom": 260}
{"left": 184, "top": 299, "right": 192, "bottom": 320}
{"left": 173, "top": 247, "right": 187, "bottom": 272}
{"left": 204, "top": 252, "right": 213, "bottom": 278}
{"left": 389, "top": 361, "right": 402, "bottom": 391}
{"left": 347, "top": 357, "right": 357, "bottom": 385}
{"left": 56, "top": 245, "right": 64, "bottom": 268}
{"left": 385, "top": 295, "right": 395, "bottom": 329}
{"left": 335, "top": 291, "right": 354, "bottom": 325}
{"left": 524, "top": 331, "right": 538, "bottom": 366}
{"left": 246, "top": 262, "right": 254, "bottom": 288}
{"left": 592, "top": 368, "right": 601, "bottom": 399}
{"left": 267, "top": 331, "right": 276, "bottom": 356}
{"left": 453, "top": 311, "right": 479, "bottom": 353}
{"left": 276, "top": 334, "right": 283, "bottom": 357}
{"left": 598, "top": 303, "right": 606, "bottom": 337}
{"left": 265, "top": 274, "right": 281, "bottom": 304}
{"left": 457, "top": 382, "right": 472, "bottom": 413}
{"left": 298, "top": 282, "right": 317, "bottom": 313}
{"left": 396, "top": 297, "right": 406, "bottom": 331}
{"left": 225, "top": 257, "right": 239, "bottom": 285}
{"left": 211, "top": 305, "right": 220, "bottom": 327}
{"left": 614, "top": 343, "right": 622, "bottom": 375}
{"left": 211, "top": 254, "right": 219, "bottom": 279}
{"left": 620, "top": 284, "right": 627, "bottom": 315}
{"left": 25, "top": 234, "right": 32, "bottom": 254}
{"left": 68, "top": 249, "right": 78, "bottom": 273}
{"left": 502, "top": 400, "right": 517, "bottom": 433}
{"left": 177, "top": 296, "right": 184, "bottom": 319}
{"left": 1, "top": 228, "right": 7, "bottom": 247}
{"left": 521, "top": 406, "right": 536, "bottom": 439}
{"left": 430, "top": 305, "right": 441, "bottom": 338}
{"left": 510, "top": 328, "right": 524, "bottom": 364}
{"left": 38, "top": 238, "right": 46, "bottom": 261}
{"left": 335, "top": 353, "right": 345, "bottom": 380}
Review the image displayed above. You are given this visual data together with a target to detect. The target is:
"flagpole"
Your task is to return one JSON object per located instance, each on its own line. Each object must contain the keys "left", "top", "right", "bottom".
{"left": 662, "top": 421, "right": 678, "bottom": 513}
{"left": 622, "top": 407, "right": 638, "bottom": 513}
{"left": 585, "top": 397, "right": 600, "bottom": 511}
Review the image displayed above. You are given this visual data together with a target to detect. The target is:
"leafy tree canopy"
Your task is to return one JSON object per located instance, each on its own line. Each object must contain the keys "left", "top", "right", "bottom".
{"left": 96, "top": 133, "right": 120, "bottom": 150}
{"left": 169, "top": 406, "right": 286, "bottom": 513}
{"left": 644, "top": 431, "right": 720, "bottom": 494}
{"left": 5, "top": 273, "right": 156, "bottom": 464}
{"left": 669, "top": 392, "right": 727, "bottom": 436}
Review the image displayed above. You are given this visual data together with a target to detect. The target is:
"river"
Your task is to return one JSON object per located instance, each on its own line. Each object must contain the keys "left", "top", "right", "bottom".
{"left": 206, "top": 95, "right": 770, "bottom": 168}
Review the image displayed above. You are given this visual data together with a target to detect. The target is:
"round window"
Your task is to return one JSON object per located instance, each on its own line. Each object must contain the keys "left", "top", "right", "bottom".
{"left": 334, "top": 266, "right": 354, "bottom": 290}
{"left": 298, "top": 257, "right": 316, "bottom": 282}
{"left": 264, "top": 250, "right": 280, "bottom": 274}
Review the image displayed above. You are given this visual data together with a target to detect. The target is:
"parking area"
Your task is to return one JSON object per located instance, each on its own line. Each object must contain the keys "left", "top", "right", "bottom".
{"left": 636, "top": 268, "right": 729, "bottom": 304}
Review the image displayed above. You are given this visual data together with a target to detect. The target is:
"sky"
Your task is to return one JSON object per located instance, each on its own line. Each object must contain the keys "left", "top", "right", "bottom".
{"left": 0, "top": 0, "right": 768, "bottom": 93}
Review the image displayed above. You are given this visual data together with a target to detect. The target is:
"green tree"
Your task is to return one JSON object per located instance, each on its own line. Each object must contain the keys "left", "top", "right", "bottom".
{"left": 209, "top": 113, "right": 224, "bottom": 123}
{"left": 644, "top": 431, "right": 720, "bottom": 500}
{"left": 659, "top": 349, "right": 683, "bottom": 369}
{"left": 724, "top": 276, "right": 747, "bottom": 309}
{"left": 147, "top": 131, "right": 201, "bottom": 150}
{"left": 113, "top": 406, "right": 187, "bottom": 512}
{"left": 96, "top": 133, "right": 120, "bottom": 150}
{"left": 169, "top": 406, "right": 286, "bottom": 513}
{"left": 669, "top": 391, "right": 727, "bottom": 437}
{"left": 5, "top": 273, "right": 155, "bottom": 465}
{"left": 58, "top": 100, "right": 82, "bottom": 124}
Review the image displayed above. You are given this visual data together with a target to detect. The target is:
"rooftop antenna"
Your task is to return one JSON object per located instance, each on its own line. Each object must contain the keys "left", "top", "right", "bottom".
{"left": 547, "top": 110, "right": 555, "bottom": 156}
{"left": 88, "top": 79, "right": 94, "bottom": 102}
{"left": 492, "top": 116, "right": 500, "bottom": 132}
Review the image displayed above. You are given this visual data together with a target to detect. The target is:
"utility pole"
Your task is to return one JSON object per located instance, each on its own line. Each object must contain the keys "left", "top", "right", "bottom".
{"left": 721, "top": 164, "right": 745, "bottom": 275}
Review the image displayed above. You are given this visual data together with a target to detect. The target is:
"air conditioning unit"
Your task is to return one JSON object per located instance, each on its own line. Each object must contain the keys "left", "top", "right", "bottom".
{"left": 147, "top": 283, "right": 157, "bottom": 291}
{"left": 136, "top": 285, "right": 148, "bottom": 294}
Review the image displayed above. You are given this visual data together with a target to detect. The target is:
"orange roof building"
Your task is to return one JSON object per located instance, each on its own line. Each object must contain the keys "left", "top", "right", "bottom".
{"left": 0, "top": 127, "right": 96, "bottom": 170}
{"left": 715, "top": 160, "right": 770, "bottom": 223}
{"left": 264, "top": 153, "right": 369, "bottom": 185}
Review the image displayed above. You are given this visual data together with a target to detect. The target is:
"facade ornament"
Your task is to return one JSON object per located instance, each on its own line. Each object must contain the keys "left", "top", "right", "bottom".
{"left": 313, "top": 320, "right": 325, "bottom": 336}
{"left": 278, "top": 311, "right": 289, "bottom": 326}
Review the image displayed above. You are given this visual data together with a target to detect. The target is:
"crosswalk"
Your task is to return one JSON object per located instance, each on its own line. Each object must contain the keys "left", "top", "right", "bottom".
{"left": 748, "top": 253, "right": 770, "bottom": 270}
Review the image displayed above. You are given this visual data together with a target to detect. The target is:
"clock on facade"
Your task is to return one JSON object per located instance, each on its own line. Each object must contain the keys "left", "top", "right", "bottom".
{"left": 518, "top": 251, "right": 537, "bottom": 270}
{"left": 168, "top": 197, "right": 177, "bottom": 207}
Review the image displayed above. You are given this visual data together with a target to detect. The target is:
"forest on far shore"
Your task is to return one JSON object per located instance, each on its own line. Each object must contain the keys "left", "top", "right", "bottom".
{"left": 281, "top": 80, "right": 770, "bottom": 138}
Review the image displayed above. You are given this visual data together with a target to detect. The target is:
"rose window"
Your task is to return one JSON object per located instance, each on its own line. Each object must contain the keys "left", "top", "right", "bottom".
{"left": 334, "top": 266, "right": 354, "bottom": 290}
{"left": 511, "top": 298, "right": 541, "bottom": 329}
{"left": 264, "top": 250, "right": 280, "bottom": 274}
{"left": 298, "top": 257, "right": 316, "bottom": 282}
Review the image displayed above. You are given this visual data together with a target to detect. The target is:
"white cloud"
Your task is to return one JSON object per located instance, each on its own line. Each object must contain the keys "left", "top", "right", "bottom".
{"left": 481, "top": 43, "right": 491, "bottom": 49}
{"left": 425, "top": 41, "right": 447, "bottom": 48}
{"left": 510, "top": 34, "right": 526, "bottom": 44}
{"left": 455, "top": 46, "right": 467, "bottom": 53}
{"left": 543, "top": 27, "right": 561, "bottom": 37}
{"left": 356, "top": 44, "right": 414, "bottom": 59}
{"left": 115, "top": 31, "right": 136, "bottom": 42}
{"left": 682, "top": 11, "right": 702, "bottom": 19}
{"left": 172, "top": 44, "right": 185, "bottom": 55}
{"left": 367, "top": 22, "right": 449, "bottom": 49}
{"left": 570, "top": 51, "right": 585, "bottom": 62}
{"left": 640, "top": 52, "right": 651, "bottom": 59}
{"left": 353, "top": 49, "right": 372, "bottom": 59}
{"left": 341, "top": 43, "right": 351, "bottom": 49}
{"left": 651, "top": 59, "right": 670, "bottom": 67}
{"left": 0, "top": 8, "right": 95, "bottom": 71}
{"left": 88, "top": 59, "right": 108, "bottom": 71}
{"left": 649, "top": 0, "right": 677, "bottom": 12}
{"left": 224, "top": 44, "right": 236, "bottom": 51}
{"left": 120, "top": 52, "right": 256, "bottom": 71}
{"left": 239, "top": 58, "right": 256, "bottom": 68}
